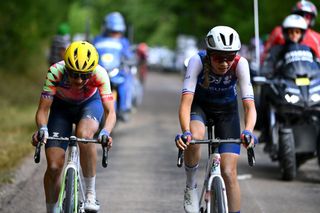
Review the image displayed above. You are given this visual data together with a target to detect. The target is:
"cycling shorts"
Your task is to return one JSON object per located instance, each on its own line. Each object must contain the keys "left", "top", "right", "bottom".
{"left": 190, "top": 100, "right": 241, "bottom": 154}
{"left": 45, "top": 91, "right": 103, "bottom": 150}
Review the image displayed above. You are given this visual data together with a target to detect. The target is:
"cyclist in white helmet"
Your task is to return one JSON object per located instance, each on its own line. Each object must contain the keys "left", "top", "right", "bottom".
{"left": 175, "top": 26, "right": 257, "bottom": 213}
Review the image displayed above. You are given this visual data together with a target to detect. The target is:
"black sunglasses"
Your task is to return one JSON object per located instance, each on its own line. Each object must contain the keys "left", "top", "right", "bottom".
{"left": 211, "top": 53, "right": 236, "bottom": 62}
{"left": 67, "top": 69, "right": 92, "bottom": 80}
{"left": 208, "top": 51, "right": 237, "bottom": 62}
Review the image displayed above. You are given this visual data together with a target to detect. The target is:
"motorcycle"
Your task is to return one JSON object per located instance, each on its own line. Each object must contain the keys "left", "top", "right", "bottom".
{"left": 253, "top": 43, "right": 320, "bottom": 180}
{"left": 94, "top": 37, "right": 142, "bottom": 122}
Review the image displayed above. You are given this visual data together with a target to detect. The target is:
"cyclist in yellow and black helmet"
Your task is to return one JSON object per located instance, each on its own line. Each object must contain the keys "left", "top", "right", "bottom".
{"left": 64, "top": 41, "right": 99, "bottom": 72}
{"left": 32, "top": 40, "right": 116, "bottom": 213}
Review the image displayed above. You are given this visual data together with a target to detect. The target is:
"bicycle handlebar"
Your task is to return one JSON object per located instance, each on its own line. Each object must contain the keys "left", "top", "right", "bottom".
{"left": 34, "top": 135, "right": 109, "bottom": 168}
{"left": 177, "top": 137, "right": 255, "bottom": 168}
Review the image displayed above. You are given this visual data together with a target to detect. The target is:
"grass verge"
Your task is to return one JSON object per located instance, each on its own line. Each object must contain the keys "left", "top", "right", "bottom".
{"left": 0, "top": 53, "right": 48, "bottom": 185}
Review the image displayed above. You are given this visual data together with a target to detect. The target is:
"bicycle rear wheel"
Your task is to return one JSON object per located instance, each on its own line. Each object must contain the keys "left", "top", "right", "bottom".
{"left": 209, "top": 176, "right": 227, "bottom": 213}
{"left": 64, "top": 168, "right": 76, "bottom": 213}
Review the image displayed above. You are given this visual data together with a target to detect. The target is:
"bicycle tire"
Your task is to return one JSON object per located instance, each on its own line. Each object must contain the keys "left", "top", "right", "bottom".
{"left": 209, "top": 176, "right": 227, "bottom": 213}
{"left": 64, "top": 168, "right": 76, "bottom": 213}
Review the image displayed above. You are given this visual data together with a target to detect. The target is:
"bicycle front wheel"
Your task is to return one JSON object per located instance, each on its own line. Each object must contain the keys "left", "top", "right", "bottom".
{"left": 64, "top": 168, "right": 76, "bottom": 213}
{"left": 209, "top": 176, "right": 227, "bottom": 213}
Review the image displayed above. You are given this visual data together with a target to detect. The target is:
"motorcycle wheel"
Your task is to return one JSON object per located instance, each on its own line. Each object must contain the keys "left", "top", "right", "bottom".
{"left": 278, "top": 128, "right": 296, "bottom": 181}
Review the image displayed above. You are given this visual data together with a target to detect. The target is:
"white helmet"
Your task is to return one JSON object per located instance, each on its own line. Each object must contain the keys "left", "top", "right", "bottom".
{"left": 205, "top": 26, "right": 241, "bottom": 52}
{"left": 282, "top": 14, "right": 308, "bottom": 30}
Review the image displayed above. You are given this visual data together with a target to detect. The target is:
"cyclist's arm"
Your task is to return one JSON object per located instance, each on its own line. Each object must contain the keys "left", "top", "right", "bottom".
{"left": 94, "top": 66, "right": 117, "bottom": 133}
{"left": 35, "top": 97, "right": 53, "bottom": 128}
{"left": 101, "top": 99, "right": 116, "bottom": 134}
{"left": 236, "top": 57, "right": 256, "bottom": 132}
{"left": 179, "top": 54, "right": 202, "bottom": 132}
{"left": 242, "top": 100, "right": 256, "bottom": 132}
{"left": 35, "top": 64, "right": 62, "bottom": 128}
{"left": 179, "top": 93, "right": 194, "bottom": 133}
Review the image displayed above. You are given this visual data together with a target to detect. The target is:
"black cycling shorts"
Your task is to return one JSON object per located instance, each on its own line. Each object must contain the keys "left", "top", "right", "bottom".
{"left": 190, "top": 100, "right": 241, "bottom": 154}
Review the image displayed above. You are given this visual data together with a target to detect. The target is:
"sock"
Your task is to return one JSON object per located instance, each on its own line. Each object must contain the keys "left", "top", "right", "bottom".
{"left": 84, "top": 175, "right": 96, "bottom": 197}
{"left": 46, "top": 202, "right": 58, "bottom": 213}
{"left": 185, "top": 164, "right": 199, "bottom": 189}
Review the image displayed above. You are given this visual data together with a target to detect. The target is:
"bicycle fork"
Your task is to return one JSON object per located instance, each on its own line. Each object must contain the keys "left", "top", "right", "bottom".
{"left": 57, "top": 146, "right": 86, "bottom": 213}
{"left": 203, "top": 153, "right": 228, "bottom": 213}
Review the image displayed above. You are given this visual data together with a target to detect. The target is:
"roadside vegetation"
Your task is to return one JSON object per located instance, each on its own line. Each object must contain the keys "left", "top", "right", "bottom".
{"left": 0, "top": 50, "right": 48, "bottom": 184}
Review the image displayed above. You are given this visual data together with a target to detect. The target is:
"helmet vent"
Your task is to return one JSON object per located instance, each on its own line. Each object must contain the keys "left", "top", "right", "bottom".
{"left": 229, "top": 34, "right": 234, "bottom": 46}
{"left": 75, "top": 61, "right": 80, "bottom": 69}
{"left": 82, "top": 61, "right": 87, "bottom": 69}
{"left": 67, "top": 58, "right": 73, "bottom": 69}
{"left": 88, "top": 62, "right": 95, "bottom": 70}
{"left": 207, "top": 36, "right": 216, "bottom": 48}
{"left": 220, "top": 33, "right": 234, "bottom": 46}
{"left": 74, "top": 48, "right": 78, "bottom": 59}
{"left": 220, "top": 33, "right": 226, "bottom": 46}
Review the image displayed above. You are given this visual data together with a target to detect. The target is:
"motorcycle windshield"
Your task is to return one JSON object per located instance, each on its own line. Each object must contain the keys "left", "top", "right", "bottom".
{"left": 280, "top": 44, "right": 320, "bottom": 80}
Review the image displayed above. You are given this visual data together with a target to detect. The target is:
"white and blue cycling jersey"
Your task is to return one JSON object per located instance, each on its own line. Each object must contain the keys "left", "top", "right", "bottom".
{"left": 182, "top": 50, "right": 254, "bottom": 105}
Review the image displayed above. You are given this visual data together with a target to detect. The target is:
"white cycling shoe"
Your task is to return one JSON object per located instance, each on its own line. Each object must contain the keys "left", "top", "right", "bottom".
{"left": 84, "top": 193, "right": 100, "bottom": 212}
{"left": 184, "top": 187, "right": 200, "bottom": 213}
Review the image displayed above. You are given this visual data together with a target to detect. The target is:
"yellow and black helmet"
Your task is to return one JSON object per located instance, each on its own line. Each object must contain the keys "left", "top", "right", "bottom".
{"left": 64, "top": 41, "right": 99, "bottom": 73}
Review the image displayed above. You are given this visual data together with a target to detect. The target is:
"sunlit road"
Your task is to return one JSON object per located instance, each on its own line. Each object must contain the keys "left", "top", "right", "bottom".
{"left": 1, "top": 71, "right": 320, "bottom": 213}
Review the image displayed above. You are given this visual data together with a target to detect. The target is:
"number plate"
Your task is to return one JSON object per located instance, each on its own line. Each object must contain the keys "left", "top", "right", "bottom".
{"left": 295, "top": 77, "right": 310, "bottom": 86}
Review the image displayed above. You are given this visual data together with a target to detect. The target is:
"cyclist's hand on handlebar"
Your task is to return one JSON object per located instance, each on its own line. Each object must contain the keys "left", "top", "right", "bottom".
{"left": 175, "top": 130, "right": 192, "bottom": 150}
{"left": 99, "top": 129, "right": 112, "bottom": 149}
{"left": 241, "top": 130, "right": 258, "bottom": 149}
{"left": 31, "top": 126, "right": 48, "bottom": 146}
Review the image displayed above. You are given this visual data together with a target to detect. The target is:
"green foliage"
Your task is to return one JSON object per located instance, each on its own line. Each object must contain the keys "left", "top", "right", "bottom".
{"left": 1, "top": 0, "right": 320, "bottom": 67}
{"left": 88, "top": 0, "right": 320, "bottom": 48}
{"left": 0, "top": 65, "right": 45, "bottom": 182}
{"left": 0, "top": 0, "right": 73, "bottom": 70}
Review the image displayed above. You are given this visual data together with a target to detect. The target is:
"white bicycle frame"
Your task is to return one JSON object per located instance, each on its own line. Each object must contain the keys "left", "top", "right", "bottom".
{"left": 58, "top": 145, "right": 86, "bottom": 213}
{"left": 200, "top": 152, "right": 228, "bottom": 212}
{"left": 34, "top": 135, "right": 108, "bottom": 213}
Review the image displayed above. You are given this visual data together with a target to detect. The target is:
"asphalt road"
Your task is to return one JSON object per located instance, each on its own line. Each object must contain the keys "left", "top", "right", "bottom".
{"left": 1, "top": 71, "right": 320, "bottom": 213}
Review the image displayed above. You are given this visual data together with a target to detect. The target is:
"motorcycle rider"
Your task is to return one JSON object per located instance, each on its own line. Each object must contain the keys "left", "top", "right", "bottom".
{"left": 93, "top": 12, "right": 134, "bottom": 122}
{"left": 261, "top": 0, "right": 320, "bottom": 63}
{"left": 259, "top": 14, "right": 319, "bottom": 151}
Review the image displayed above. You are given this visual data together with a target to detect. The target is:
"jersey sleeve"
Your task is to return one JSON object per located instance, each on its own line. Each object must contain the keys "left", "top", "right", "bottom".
{"left": 236, "top": 57, "right": 254, "bottom": 101}
{"left": 93, "top": 66, "right": 114, "bottom": 102}
{"left": 182, "top": 54, "right": 202, "bottom": 94}
{"left": 41, "top": 62, "right": 64, "bottom": 99}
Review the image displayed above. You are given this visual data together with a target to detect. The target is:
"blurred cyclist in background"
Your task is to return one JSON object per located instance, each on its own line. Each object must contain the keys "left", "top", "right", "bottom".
{"left": 48, "top": 23, "right": 71, "bottom": 65}
{"left": 93, "top": 12, "right": 135, "bottom": 122}
{"left": 136, "top": 42, "right": 149, "bottom": 85}
{"left": 261, "top": 0, "right": 320, "bottom": 63}
{"left": 33, "top": 41, "right": 116, "bottom": 213}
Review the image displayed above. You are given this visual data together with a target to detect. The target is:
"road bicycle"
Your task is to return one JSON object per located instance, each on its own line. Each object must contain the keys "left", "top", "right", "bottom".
{"left": 34, "top": 133, "right": 109, "bottom": 213}
{"left": 177, "top": 119, "right": 255, "bottom": 213}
